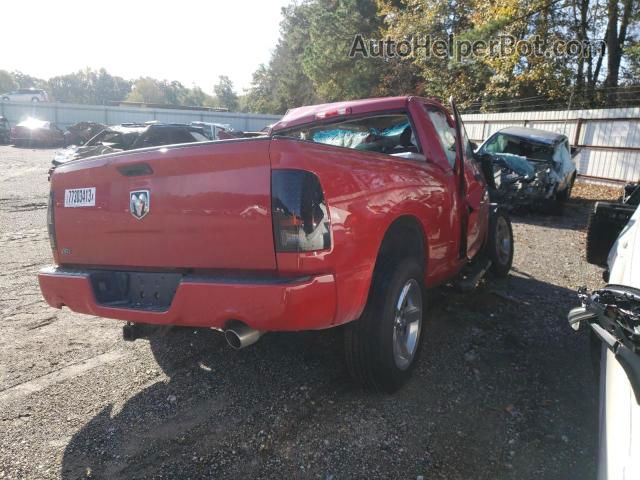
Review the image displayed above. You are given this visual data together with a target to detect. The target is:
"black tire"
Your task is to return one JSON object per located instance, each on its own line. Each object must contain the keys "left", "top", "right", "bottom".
{"left": 1, "top": 96, "right": 9, "bottom": 101}
{"left": 556, "top": 175, "right": 575, "bottom": 203}
{"left": 31, "top": 97, "right": 39, "bottom": 103}
{"left": 585, "top": 204, "right": 625, "bottom": 266}
{"left": 344, "top": 257, "right": 425, "bottom": 393}
{"left": 486, "top": 208, "right": 514, "bottom": 278}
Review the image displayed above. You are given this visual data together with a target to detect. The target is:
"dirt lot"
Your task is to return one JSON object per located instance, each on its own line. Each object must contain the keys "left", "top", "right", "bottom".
{"left": 0, "top": 145, "right": 614, "bottom": 479}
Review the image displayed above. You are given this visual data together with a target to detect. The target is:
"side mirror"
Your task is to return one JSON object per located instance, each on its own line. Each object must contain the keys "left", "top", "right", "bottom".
{"left": 469, "top": 141, "right": 478, "bottom": 151}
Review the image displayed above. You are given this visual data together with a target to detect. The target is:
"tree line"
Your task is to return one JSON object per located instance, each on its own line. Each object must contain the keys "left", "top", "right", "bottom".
{"left": 244, "top": 0, "right": 639, "bottom": 114}
{"left": 1, "top": 0, "right": 638, "bottom": 114}
{"left": 0, "top": 69, "right": 240, "bottom": 111}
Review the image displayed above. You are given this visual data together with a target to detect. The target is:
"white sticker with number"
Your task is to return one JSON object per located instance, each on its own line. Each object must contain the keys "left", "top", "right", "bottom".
{"left": 64, "top": 188, "right": 96, "bottom": 207}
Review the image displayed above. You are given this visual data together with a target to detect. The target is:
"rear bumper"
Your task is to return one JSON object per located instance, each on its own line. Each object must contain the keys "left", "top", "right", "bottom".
{"left": 38, "top": 266, "right": 337, "bottom": 331}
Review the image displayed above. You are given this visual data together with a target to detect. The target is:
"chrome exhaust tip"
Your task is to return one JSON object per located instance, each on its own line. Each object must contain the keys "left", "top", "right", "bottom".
{"left": 224, "top": 321, "right": 263, "bottom": 349}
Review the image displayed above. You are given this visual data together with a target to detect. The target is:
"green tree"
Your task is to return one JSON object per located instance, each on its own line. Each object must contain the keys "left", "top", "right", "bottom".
{"left": 213, "top": 76, "right": 239, "bottom": 111}
{"left": 92, "top": 69, "right": 132, "bottom": 104}
{"left": 159, "top": 80, "right": 188, "bottom": 105}
{"left": 127, "top": 78, "right": 168, "bottom": 104}
{"left": 245, "top": 2, "right": 319, "bottom": 114}
{"left": 11, "top": 71, "right": 47, "bottom": 89}
{"left": 0, "top": 70, "right": 17, "bottom": 94}
{"left": 301, "top": 0, "right": 384, "bottom": 101}
{"left": 379, "top": 0, "right": 640, "bottom": 111}
{"left": 47, "top": 68, "right": 131, "bottom": 104}
{"left": 246, "top": 0, "right": 389, "bottom": 114}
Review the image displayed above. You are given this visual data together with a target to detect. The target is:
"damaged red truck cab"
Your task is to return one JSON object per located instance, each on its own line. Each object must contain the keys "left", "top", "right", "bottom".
{"left": 39, "top": 96, "right": 514, "bottom": 391}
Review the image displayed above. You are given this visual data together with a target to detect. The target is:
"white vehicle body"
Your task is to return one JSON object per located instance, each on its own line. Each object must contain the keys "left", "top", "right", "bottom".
{"left": 1, "top": 88, "right": 49, "bottom": 103}
{"left": 189, "top": 121, "right": 232, "bottom": 140}
{"left": 598, "top": 206, "right": 640, "bottom": 480}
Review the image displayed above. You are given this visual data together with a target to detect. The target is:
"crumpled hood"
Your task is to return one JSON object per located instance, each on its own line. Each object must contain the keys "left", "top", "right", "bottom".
{"left": 492, "top": 153, "right": 535, "bottom": 179}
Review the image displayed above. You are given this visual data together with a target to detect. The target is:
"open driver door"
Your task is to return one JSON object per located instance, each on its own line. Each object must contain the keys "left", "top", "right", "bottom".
{"left": 450, "top": 97, "right": 490, "bottom": 261}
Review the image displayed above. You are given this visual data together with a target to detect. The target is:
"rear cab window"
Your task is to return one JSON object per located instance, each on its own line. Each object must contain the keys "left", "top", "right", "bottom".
{"left": 278, "top": 113, "right": 423, "bottom": 160}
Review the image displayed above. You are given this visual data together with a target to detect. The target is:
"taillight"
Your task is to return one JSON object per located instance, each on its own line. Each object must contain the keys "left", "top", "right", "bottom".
{"left": 271, "top": 170, "right": 331, "bottom": 252}
{"left": 47, "top": 190, "right": 56, "bottom": 253}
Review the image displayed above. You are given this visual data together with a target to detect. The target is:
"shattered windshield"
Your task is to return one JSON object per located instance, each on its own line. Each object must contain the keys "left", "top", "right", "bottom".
{"left": 482, "top": 133, "right": 555, "bottom": 162}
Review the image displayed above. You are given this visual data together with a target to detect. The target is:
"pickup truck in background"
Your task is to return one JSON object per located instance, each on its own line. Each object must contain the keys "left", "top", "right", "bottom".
{"left": 38, "top": 96, "right": 514, "bottom": 392}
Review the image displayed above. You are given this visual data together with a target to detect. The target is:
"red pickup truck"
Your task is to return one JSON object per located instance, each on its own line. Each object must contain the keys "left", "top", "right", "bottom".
{"left": 38, "top": 96, "right": 514, "bottom": 392}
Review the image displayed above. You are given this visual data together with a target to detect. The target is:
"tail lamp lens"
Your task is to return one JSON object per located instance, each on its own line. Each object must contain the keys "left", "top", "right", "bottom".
{"left": 47, "top": 190, "right": 56, "bottom": 252}
{"left": 272, "top": 170, "right": 331, "bottom": 252}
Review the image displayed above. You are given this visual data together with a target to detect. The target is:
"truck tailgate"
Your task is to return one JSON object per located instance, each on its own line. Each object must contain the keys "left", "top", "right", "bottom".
{"left": 51, "top": 138, "right": 276, "bottom": 270}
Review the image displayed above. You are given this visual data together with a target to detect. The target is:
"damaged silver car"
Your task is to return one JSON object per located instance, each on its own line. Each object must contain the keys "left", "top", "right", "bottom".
{"left": 476, "top": 127, "right": 578, "bottom": 213}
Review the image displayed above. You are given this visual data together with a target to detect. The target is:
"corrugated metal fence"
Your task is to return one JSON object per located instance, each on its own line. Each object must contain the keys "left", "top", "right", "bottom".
{"left": 0, "top": 101, "right": 281, "bottom": 133}
{"left": 462, "top": 107, "right": 640, "bottom": 183}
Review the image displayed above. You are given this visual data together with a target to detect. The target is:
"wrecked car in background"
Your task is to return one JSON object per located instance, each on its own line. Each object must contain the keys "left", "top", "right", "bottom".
{"left": 52, "top": 122, "right": 209, "bottom": 166}
{"left": 63, "top": 121, "right": 106, "bottom": 147}
{"left": 476, "top": 127, "right": 577, "bottom": 213}
{"left": 11, "top": 118, "right": 65, "bottom": 147}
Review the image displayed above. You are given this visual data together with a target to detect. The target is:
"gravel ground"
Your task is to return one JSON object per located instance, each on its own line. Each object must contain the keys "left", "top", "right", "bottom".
{"left": 0, "top": 145, "right": 618, "bottom": 479}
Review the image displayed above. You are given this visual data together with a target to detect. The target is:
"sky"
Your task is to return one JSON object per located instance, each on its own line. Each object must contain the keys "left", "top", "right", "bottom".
{"left": 2, "top": 0, "right": 291, "bottom": 93}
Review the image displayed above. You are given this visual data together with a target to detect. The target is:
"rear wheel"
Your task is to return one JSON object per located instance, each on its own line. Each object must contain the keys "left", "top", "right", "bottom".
{"left": 486, "top": 208, "right": 514, "bottom": 278}
{"left": 556, "top": 175, "right": 575, "bottom": 202}
{"left": 344, "top": 257, "right": 425, "bottom": 392}
{"left": 31, "top": 97, "right": 39, "bottom": 103}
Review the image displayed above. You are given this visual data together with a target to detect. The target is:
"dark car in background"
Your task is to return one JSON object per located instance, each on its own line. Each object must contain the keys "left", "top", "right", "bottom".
{"left": 0, "top": 116, "right": 9, "bottom": 144}
{"left": 63, "top": 121, "right": 106, "bottom": 147}
{"left": 52, "top": 122, "right": 209, "bottom": 166}
{"left": 477, "top": 127, "right": 578, "bottom": 213}
{"left": 11, "top": 118, "right": 65, "bottom": 147}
